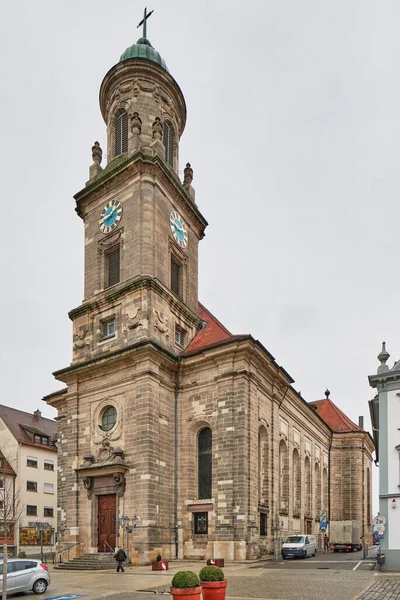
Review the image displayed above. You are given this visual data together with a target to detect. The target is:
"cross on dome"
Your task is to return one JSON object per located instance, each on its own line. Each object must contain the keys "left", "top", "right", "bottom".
{"left": 137, "top": 7, "right": 154, "bottom": 40}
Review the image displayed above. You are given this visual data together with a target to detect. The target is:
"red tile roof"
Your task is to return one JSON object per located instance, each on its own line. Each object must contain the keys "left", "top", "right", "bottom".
{"left": 183, "top": 303, "right": 233, "bottom": 354}
{"left": 310, "top": 399, "right": 363, "bottom": 433}
{"left": 0, "top": 405, "right": 57, "bottom": 451}
{"left": 0, "top": 450, "right": 16, "bottom": 477}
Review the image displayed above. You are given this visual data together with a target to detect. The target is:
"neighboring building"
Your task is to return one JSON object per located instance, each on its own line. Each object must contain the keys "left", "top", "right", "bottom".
{"left": 369, "top": 342, "right": 400, "bottom": 569}
{"left": 0, "top": 450, "right": 17, "bottom": 554}
{"left": 0, "top": 405, "right": 57, "bottom": 554}
{"left": 44, "top": 17, "right": 374, "bottom": 563}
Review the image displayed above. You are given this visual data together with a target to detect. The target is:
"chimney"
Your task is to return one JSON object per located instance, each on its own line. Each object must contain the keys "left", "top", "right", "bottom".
{"left": 34, "top": 409, "right": 41, "bottom": 419}
{"left": 358, "top": 416, "right": 364, "bottom": 429}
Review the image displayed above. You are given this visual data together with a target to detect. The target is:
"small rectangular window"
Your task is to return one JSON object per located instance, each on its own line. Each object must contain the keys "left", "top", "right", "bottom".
{"left": 0, "top": 500, "right": 4, "bottom": 510}
{"left": 194, "top": 512, "right": 208, "bottom": 535}
{"left": 107, "top": 247, "right": 120, "bottom": 287}
{"left": 27, "top": 457, "right": 37, "bottom": 468}
{"left": 44, "top": 507, "right": 54, "bottom": 518}
{"left": 26, "top": 505, "right": 37, "bottom": 516}
{"left": 171, "top": 257, "right": 181, "bottom": 297}
{"left": 0, "top": 480, "right": 4, "bottom": 489}
{"left": 260, "top": 512, "right": 267, "bottom": 536}
{"left": 175, "top": 326, "right": 186, "bottom": 348}
{"left": 44, "top": 483, "right": 54, "bottom": 494}
{"left": 44, "top": 460, "right": 54, "bottom": 471}
{"left": 103, "top": 319, "right": 116, "bottom": 339}
{"left": 27, "top": 481, "right": 37, "bottom": 492}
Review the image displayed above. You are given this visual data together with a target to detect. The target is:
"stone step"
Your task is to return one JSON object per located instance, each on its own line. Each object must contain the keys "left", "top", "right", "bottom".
{"left": 54, "top": 552, "right": 117, "bottom": 570}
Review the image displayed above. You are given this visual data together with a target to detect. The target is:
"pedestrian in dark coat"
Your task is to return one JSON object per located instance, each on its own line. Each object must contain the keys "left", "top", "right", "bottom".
{"left": 114, "top": 546, "right": 127, "bottom": 572}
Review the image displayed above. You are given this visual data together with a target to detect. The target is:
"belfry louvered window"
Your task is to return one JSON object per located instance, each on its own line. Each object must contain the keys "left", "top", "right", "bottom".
{"left": 171, "top": 257, "right": 181, "bottom": 297}
{"left": 164, "top": 121, "right": 173, "bottom": 167}
{"left": 198, "top": 427, "right": 212, "bottom": 499}
{"left": 107, "top": 246, "right": 120, "bottom": 287}
{"left": 114, "top": 109, "right": 128, "bottom": 156}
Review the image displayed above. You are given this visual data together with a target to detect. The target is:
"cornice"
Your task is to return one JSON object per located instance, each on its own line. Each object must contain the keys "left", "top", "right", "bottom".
{"left": 68, "top": 274, "right": 202, "bottom": 329}
{"left": 74, "top": 149, "right": 207, "bottom": 232}
{"left": 53, "top": 339, "right": 177, "bottom": 382}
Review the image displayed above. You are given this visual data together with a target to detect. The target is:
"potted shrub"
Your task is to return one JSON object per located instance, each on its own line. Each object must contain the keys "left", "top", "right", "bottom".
{"left": 207, "top": 558, "right": 224, "bottom": 567}
{"left": 170, "top": 571, "right": 201, "bottom": 600}
{"left": 152, "top": 553, "right": 169, "bottom": 571}
{"left": 199, "top": 566, "right": 227, "bottom": 600}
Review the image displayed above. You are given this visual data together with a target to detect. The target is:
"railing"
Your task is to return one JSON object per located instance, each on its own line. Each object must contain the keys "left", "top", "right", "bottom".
{"left": 56, "top": 541, "right": 85, "bottom": 564}
{"left": 103, "top": 541, "right": 114, "bottom": 553}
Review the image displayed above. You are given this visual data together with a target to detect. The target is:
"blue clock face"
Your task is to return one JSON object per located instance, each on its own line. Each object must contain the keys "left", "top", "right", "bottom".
{"left": 99, "top": 199, "right": 122, "bottom": 234}
{"left": 170, "top": 211, "right": 188, "bottom": 248}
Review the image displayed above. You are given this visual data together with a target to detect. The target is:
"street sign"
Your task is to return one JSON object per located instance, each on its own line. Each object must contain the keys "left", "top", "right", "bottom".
{"left": 320, "top": 521, "right": 327, "bottom": 529}
{"left": 373, "top": 515, "right": 386, "bottom": 527}
{"left": 373, "top": 524, "right": 386, "bottom": 532}
{"left": 320, "top": 509, "right": 327, "bottom": 522}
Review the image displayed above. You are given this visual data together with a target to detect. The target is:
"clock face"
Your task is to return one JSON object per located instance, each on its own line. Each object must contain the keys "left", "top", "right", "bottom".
{"left": 99, "top": 199, "right": 123, "bottom": 234}
{"left": 170, "top": 210, "right": 188, "bottom": 248}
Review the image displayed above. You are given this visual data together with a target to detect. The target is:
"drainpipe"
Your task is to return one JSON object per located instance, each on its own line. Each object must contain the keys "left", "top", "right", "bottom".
{"left": 174, "top": 356, "right": 181, "bottom": 559}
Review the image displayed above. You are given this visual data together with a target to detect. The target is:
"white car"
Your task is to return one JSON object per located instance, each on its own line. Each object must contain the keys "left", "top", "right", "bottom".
{"left": 0, "top": 558, "right": 50, "bottom": 594}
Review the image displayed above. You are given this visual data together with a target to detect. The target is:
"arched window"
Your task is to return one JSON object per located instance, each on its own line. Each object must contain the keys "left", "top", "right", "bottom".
{"left": 292, "top": 449, "right": 301, "bottom": 516}
{"left": 315, "top": 463, "right": 321, "bottom": 520}
{"left": 304, "top": 457, "right": 311, "bottom": 517}
{"left": 258, "top": 427, "right": 268, "bottom": 504}
{"left": 114, "top": 109, "right": 128, "bottom": 156}
{"left": 163, "top": 120, "right": 174, "bottom": 167}
{"left": 279, "top": 440, "right": 289, "bottom": 513}
{"left": 198, "top": 428, "right": 212, "bottom": 499}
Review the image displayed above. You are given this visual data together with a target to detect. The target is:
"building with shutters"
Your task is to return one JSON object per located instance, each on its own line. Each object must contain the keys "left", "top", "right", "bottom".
{"left": 44, "top": 16, "right": 374, "bottom": 563}
{"left": 369, "top": 343, "right": 400, "bottom": 570}
{"left": 0, "top": 405, "right": 57, "bottom": 555}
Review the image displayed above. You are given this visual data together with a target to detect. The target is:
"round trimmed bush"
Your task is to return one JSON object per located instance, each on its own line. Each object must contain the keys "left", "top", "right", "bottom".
{"left": 199, "top": 566, "right": 225, "bottom": 581}
{"left": 171, "top": 571, "right": 201, "bottom": 588}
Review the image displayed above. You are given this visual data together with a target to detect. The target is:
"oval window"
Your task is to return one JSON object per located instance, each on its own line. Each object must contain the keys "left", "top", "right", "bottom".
{"left": 101, "top": 406, "right": 117, "bottom": 431}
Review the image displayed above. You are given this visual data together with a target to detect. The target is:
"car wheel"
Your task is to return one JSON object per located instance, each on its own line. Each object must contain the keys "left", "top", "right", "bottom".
{"left": 33, "top": 579, "right": 48, "bottom": 594}
{"left": 313, "top": 548, "right": 317, "bottom": 557}
{"left": 282, "top": 555, "right": 286, "bottom": 560}
{"left": 303, "top": 550, "right": 307, "bottom": 559}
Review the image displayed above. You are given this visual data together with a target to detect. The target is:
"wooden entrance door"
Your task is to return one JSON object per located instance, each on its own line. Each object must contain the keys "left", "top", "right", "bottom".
{"left": 98, "top": 494, "right": 117, "bottom": 552}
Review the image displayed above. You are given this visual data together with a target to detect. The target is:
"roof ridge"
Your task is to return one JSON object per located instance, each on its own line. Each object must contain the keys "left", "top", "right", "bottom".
{"left": 198, "top": 302, "right": 232, "bottom": 336}
{"left": 0, "top": 404, "right": 55, "bottom": 423}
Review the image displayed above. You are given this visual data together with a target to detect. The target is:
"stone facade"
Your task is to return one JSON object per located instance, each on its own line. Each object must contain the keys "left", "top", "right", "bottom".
{"left": 45, "top": 30, "right": 374, "bottom": 563}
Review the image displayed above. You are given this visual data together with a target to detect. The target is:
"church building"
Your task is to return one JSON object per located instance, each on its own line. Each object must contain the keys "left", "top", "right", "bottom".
{"left": 44, "top": 14, "right": 374, "bottom": 563}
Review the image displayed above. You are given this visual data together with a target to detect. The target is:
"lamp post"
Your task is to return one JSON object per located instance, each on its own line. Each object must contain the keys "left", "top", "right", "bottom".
{"left": 119, "top": 515, "right": 131, "bottom": 565}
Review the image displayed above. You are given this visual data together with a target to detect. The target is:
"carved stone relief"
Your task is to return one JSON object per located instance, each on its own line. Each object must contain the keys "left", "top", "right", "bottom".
{"left": 123, "top": 306, "right": 144, "bottom": 335}
{"left": 153, "top": 308, "right": 170, "bottom": 338}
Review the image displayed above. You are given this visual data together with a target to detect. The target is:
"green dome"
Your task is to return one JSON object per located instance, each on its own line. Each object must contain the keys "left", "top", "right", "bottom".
{"left": 119, "top": 37, "right": 169, "bottom": 72}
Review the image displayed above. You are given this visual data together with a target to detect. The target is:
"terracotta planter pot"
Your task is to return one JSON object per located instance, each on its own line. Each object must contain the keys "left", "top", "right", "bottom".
{"left": 200, "top": 580, "right": 228, "bottom": 600}
{"left": 152, "top": 561, "right": 169, "bottom": 570}
{"left": 170, "top": 586, "right": 202, "bottom": 600}
{"left": 208, "top": 559, "right": 224, "bottom": 567}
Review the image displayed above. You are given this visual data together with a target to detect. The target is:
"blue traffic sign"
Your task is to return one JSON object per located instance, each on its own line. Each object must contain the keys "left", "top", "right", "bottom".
{"left": 320, "top": 521, "right": 327, "bottom": 528}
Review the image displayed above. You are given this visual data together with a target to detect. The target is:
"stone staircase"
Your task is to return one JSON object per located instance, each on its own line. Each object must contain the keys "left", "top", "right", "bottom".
{"left": 55, "top": 552, "right": 116, "bottom": 570}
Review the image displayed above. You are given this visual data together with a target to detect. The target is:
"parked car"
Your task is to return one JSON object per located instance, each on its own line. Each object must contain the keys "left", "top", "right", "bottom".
{"left": 0, "top": 558, "right": 50, "bottom": 594}
{"left": 281, "top": 534, "right": 317, "bottom": 559}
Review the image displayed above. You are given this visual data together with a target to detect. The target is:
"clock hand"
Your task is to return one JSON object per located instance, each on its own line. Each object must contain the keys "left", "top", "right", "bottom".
{"left": 101, "top": 207, "right": 115, "bottom": 224}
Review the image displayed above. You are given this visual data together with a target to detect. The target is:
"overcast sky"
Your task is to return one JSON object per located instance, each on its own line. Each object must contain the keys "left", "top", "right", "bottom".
{"left": 2, "top": 1, "right": 399, "bottom": 509}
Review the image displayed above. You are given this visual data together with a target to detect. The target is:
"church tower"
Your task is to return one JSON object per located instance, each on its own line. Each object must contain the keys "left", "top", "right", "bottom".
{"left": 48, "top": 12, "right": 207, "bottom": 560}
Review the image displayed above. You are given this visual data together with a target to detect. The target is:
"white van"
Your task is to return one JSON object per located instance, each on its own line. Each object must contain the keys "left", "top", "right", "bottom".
{"left": 281, "top": 534, "right": 317, "bottom": 559}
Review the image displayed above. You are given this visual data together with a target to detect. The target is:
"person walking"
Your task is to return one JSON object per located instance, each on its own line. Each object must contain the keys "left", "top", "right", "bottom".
{"left": 323, "top": 534, "right": 330, "bottom": 553}
{"left": 114, "top": 546, "right": 127, "bottom": 572}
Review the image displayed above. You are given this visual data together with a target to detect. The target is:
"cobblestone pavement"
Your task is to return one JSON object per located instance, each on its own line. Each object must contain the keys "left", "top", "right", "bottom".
{"left": 356, "top": 579, "right": 400, "bottom": 599}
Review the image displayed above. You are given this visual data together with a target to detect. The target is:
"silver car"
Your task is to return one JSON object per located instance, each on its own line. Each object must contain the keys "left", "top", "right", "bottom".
{"left": 0, "top": 558, "right": 50, "bottom": 594}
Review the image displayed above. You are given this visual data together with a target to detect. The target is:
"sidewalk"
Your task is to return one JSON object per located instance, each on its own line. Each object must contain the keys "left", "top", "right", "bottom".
{"left": 356, "top": 578, "right": 400, "bottom": 600}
